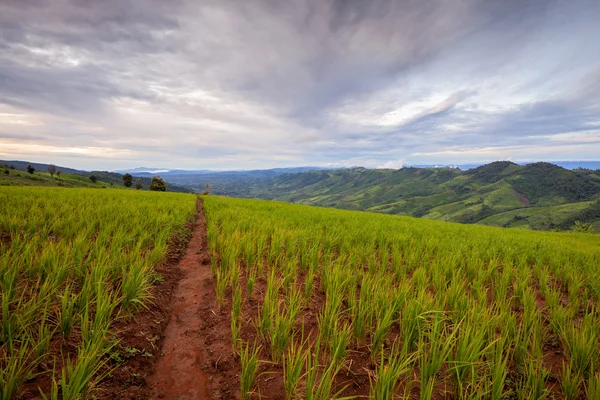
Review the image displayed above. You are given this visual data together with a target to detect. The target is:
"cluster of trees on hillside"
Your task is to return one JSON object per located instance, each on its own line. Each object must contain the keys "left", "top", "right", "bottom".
{"left": 510, "top": 163, "right": 600, "bottom": 204}
{"left": 120, "top": 173, "right": 150, "bottom": 190}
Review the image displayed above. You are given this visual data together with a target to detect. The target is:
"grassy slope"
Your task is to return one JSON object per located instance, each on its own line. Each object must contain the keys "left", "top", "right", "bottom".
{"left": 0, "top": 167, "right": 192, "bottom": 192}
{"left": 0, "top": 169, "right": 113, "bottom": 188}
{"left": 478, "top": 201, "right": 595, "bottom": 229}
{"left": 241, "top": 162, "right": 600, "bottom": 231}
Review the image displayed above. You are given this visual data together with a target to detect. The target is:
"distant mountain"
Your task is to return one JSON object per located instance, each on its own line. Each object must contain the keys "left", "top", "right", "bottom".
{"left": 116, "top": 167, "right": 173, "bottom": 173}
{"left": 1, "top": 160, "right": 192, "bottom": 193}
{"left": 116, "top": 166, "right": 328, "bottom": 178}
{"left": 406, "top": 161, "right": 600, "bottom": 170}
{"left": 208, "top": 161, "right": 600, "bottom": 231}
{"left": 131, "top": 166, "right": 330, "bottom": 191}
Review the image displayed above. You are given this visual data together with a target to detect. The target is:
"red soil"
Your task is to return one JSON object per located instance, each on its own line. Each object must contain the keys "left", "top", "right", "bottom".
{"left": 149, "top": 200, "right": 212, "bottom": 399}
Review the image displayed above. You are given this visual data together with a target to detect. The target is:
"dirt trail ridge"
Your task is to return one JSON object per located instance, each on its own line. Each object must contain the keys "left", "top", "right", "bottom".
{"left": 150, "top": 200, "right": 212, "bottom": 399}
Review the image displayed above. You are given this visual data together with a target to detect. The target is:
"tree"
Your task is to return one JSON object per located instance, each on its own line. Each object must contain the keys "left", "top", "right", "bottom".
{"left": 89, "top": 175, "right": 97, "bottom": 183}
{"left": 135, "top": 178, "right": 143, "bottom": 190}
{"left": 56, "top": 170, "right": 62, "bottom": 178}
{"left": 149, "top": 176, "right": 167, "bottom": 192}
{"left": 123, "top": 173, "right": 133, "bottom": 187}
{"left": 27, "top": 165, "right": 35, "bottom": 174}
{"left": 201, "top": 183, "right": 211, "bottom": 195}
{"left": 48, "top": 164, "right": 57, "bottom": 178}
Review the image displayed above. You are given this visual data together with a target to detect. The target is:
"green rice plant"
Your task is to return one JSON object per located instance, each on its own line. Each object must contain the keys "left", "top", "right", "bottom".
{"left": 450, "top": 319, "right": 491, "bottom": 397}
{"left": 268, "top": 301, "right": 295, "bottom": 364}
{"left": 370, "top": 342, "right": 413, "bottom": 400}
{"left": 304, "top": 267, "right": 316, "bottom": 300}
{"left": 240, "top": 341, "right": 262, "bottom": 400}
{"left": 0, "top": 342, "right": 37, "bottom": 400}
{"left": 58, "top": 285, "right": 78, "bottom": 339}
{"left": 561, "top": 361, "right": 582, "bottom": 400}
{"left": 419, "top": 313, "right": 457, "bottom": 385}
{"left": 331, "top": 321, "right": 352, "bottom": 365}
{"left": 399, "top": 301, "right": 423, "bottom": 355}
{"left": 59, "top": 330, "right": 114, "bottom": 399}
{"left": 304, "top": 340, "right": 351, "bottom": 400}
{"left": 231, "top": 311, "right": 241, "bottom": 353}
{"left": 371, "top": 305, "right": 395, "bottom": 360}
{"left": 586, "top": 372, "right": 600, "bottom": 399}
{"left": 1, "top": 293, "right": 18, "bottom": 351}
{"left": 39, "top": 377, "right": 60, "bottom": 400}
{"left": 420, "top": 378, "right": 435, "bottom": 400}
{"left": 247, "top": 268, "right": 256, "bottom": 301}
{"left": 34, "top": 307, "right": 55, "bottom": 362}
{"left": 560, "top": 314, "right": 598, "bottom": 378}
{"left": 120, "top": 261, "right": 153, "bottom": 311}
{"left": 489, "top": 341, "right": 510, "bottom": 400}
{"left": 215, "top": 268, "right": 228, "bottom": 307}
{"left": 232, "top": 285, "right": 243, "bottom": 321}
{"left": 515, "top": 359, "right": 549, "bottom": 400}
{"left": 258, "top": 270, "right": 280, "bottom": 338}
{"left": 348, "top": 276, "right": 375, "bottom": 343}
{"left": 282, "top": 337, "right": 306, "bottom": 399}
{"left": 1, "top": 265, "right": 18, "bottom": 304}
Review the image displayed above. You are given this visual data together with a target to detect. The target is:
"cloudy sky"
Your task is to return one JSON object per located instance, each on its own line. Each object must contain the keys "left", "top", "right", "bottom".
{"left": 1, "top": 0, "right": 599, "bottom": 170}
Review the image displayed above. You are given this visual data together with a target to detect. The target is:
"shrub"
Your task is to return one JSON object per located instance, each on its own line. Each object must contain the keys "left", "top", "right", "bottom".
{"left": 573, "top": 221, "right": 595, "bottom": 234}
{"left": 135, "top": 178, "right": 143, "bottom": 190}
{"left": 89, "top": 175, "right": 97, "bottom": 183}
{"left": 27, "top": 165, "right": 35, "bottom": 174}
{"left": 149, "top": 176, "right": 167, "bottom": 192}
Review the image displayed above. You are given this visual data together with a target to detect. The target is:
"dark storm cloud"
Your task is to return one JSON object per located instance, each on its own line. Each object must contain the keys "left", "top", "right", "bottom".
{"left": 0, "top": 0, "right": 599, "bottom": 169}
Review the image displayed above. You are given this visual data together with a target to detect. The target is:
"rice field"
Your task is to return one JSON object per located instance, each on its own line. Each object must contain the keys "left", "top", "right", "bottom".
{"left": 0, "top": 187, "right": 196, "bottom": 399}
{"left": 203, "top": 196, "right": 600, "bottom": 399}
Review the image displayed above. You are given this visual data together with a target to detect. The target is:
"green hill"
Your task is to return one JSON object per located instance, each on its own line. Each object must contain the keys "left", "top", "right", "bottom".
{"left": 0, "top": 160, "right": 192, "bottom": 193}
{"left": 229, "top": 162, "right": 600, "bottom": 231}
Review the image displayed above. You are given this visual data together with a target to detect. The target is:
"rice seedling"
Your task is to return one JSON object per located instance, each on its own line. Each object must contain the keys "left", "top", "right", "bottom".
{"left": 304, "top": 340, "right": 350, "bottom": 400}
{"left": 0, "top": 187, "right": 196, "bottom": 397}
{"left": 370, "top": 342, "right": 413, "bottom": 399}
{"left": 282, "top": 337, "right": 306, "bottom": 399}
{"left": 489, "top": 341, "right": 510, "bottom": 400}
{"left": 239, "top": 341, "right": 262, "bottom": 400}
{"left": 201, "top": 195, "right": 600, "bottom": 399}
{"left": 586, "top": 372, "right": 600, "bottom": 399}
{"left": 561, "top": 361, "right": 583, "bottom": 400}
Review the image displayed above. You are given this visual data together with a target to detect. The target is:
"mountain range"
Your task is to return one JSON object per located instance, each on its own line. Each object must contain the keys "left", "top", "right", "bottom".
{"left": 221, "top": 161, "right": 600, "bottom": 231}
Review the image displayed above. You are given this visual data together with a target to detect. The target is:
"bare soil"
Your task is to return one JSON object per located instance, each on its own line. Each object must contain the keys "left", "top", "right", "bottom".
{"left": 149, "top": 199, "right": 213, "bottom": 399}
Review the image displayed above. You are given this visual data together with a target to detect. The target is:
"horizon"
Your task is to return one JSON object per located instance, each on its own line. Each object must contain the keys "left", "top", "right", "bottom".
{"left": 3, "top": 157, "right": 600, "bottom": 173}
{"left": 1, "top": 1, "right": 600, "bottom": 170}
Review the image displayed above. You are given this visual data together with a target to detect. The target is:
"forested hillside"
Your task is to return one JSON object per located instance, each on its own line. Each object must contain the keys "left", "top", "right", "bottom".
{"left": 230, "top": 162, "right": 600, "bottom": 231}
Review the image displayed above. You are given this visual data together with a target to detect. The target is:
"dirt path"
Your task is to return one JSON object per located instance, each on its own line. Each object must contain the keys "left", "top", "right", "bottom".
{"left": 150, "top": 200, "right": 212, "bottom": 399}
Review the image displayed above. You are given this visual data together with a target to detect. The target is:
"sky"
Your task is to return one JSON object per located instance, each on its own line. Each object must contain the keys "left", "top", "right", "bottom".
{"left": 1, "top": 0, "right": 599, "bottom": 171}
